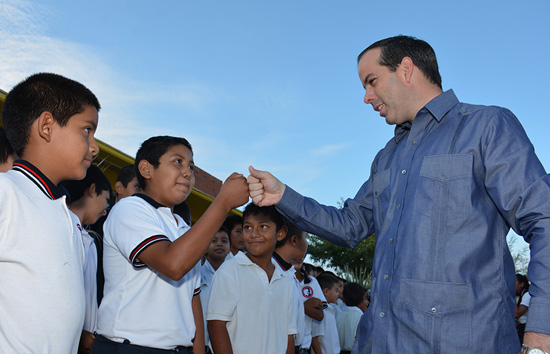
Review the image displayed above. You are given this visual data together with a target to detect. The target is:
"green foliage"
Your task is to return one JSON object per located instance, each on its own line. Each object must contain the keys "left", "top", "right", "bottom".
{"left": 307, "top": 233, "right": 376, "bottom": 289}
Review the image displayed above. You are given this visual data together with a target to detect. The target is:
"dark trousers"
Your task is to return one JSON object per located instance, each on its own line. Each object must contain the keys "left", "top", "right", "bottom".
{"left": 91, "top": 334, "right": 194, "bottom": 354}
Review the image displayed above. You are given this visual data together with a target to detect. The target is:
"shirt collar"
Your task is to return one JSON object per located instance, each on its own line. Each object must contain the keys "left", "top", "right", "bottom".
{"left": 12, "top": 160, "right": 64, "bottom": 200}
{"left": 272, "top": 251, "right": 293, "bottom": 271}
{"left": 393, "top": 89, "right": 459, "bottom": 142}
{"left": 135, "top": 193, "right": 167, "bottom": 209}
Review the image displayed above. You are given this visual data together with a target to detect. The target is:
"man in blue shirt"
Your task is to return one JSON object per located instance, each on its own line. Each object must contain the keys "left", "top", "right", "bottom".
{"left": 247, "top": 35, "right": 550, "bottom": 353}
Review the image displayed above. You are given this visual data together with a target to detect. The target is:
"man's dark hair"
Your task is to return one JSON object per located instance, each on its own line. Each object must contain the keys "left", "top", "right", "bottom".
{"left": 61, "top": 165, "right": 112, "bottom": 203}
{"left": 343, "top": 282, "right": 367, "bottom": 307}
{"left": 0, "top": 127, "right": 16, "bottom": 163}
{"left": 242, "top": 203, "right": 285, "bottom": 231}
{"left": 134, "top": 136, "right": 193, "bottom": 189}
{"left": 276, "top": 218, "right": 305, "bottom": 248}
{"left": 316, "top": 272, "right": 339, "bottom": 291}
{"left": 358, "top": 35, "right": 442, "bottom": 89}
{"left": 116, "top": 164, "right": 137, "bottom": 187}
{"left": 1, "top": 73, "right": 100, "bottom": 156}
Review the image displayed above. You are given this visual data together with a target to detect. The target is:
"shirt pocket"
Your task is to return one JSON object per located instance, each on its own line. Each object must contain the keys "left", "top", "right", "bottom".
{"left": 414, "top": 154, "right": 473, "bottom": 224}
{"left": 372, "top": 169, "right": 391, "bottom": 230}
{"left": 396, "top": 278, "right": 473, "bottom": 353}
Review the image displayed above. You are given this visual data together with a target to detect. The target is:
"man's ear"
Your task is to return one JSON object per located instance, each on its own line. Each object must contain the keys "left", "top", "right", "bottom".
{"left": 277, "top": 225, "right": 288, "bottom": 242}
{"left": 399, "top": 56, "right": 414, "bottom": 83}
{"left": 137, "top": 160, "right": 152, "bottom": 182}
{"left": 36, "top": 111, "right": 55, "bottom": 142}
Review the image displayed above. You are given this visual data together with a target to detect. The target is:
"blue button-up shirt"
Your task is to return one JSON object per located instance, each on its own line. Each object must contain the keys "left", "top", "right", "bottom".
{"left": 277, "top": 90, "right": 550, "bottom": 353}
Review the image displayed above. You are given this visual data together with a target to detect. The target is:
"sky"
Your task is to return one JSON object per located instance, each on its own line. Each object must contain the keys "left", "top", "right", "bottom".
{"left": 1, "top": 0, "right": 549, "bottom": 257}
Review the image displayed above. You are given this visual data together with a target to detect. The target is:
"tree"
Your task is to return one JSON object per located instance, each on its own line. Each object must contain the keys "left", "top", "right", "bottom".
{"left": 507, "top": 231, "right": 529, "bottom": 274}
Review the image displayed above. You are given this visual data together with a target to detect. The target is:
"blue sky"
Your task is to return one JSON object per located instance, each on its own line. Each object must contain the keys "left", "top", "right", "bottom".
{"left": 1, "top": 0, "right": 548, "bottom": 255}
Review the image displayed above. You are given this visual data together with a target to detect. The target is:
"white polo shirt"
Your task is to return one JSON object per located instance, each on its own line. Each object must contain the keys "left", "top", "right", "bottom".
{"left": 299, "top": 274, "right": 326, "bottom": 349}
{"left": 81, "top": 226, "right": 99, "bottom": 332}
{"left": 0, "top": 160, "right": 85, "bottom": 353}
{"left": 207, "top": 252, "right": 297, "bottom": 354}
{"left": 318, "top": 304, "right": 340, "bottom": 354}
{"left": 200, "top": 259, "right": 216, "bottom": 349}
{"left": 97, "top": 194, "right": 201, "bottom": 349}
{"left": 336, "top": 304, "right": 362, "bottom": 351}
{"left": 273, "top": 252, "right": 307, "bottom": 348}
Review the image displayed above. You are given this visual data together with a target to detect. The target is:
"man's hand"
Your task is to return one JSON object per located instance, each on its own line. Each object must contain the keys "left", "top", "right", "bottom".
{"left": 524, "top": 332, "right": 550, "bottom": 353}
{"left": 247, "top": 166, "right": 285, "bottom": 206}
{"left": 217, "top": 172, "right": 250, "bottom": 211}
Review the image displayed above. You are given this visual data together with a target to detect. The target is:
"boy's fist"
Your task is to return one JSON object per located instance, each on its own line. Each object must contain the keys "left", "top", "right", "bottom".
{"left": 218, "top": 172, "right": 249, "bottom": 210}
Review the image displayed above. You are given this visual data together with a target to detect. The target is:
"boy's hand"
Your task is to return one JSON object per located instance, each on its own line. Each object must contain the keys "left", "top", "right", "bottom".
{"left": 247, "top": 166, "right": 286, "bottom": 206}
{"left": 218, "top": 172, "right": 249, "bottom": 210}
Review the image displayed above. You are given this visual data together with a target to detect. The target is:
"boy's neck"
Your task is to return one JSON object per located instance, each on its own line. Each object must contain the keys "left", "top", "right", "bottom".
{"left": 19, "top": 155, "right": 62, "bottom": 185}
{"left": 207, "top": 257, "right": 224, "bottom": 270}
{"left": 246, "top": 252, "right": 275, "bottom": 281}
{"left": 142, "top": 190, "right": 174, "bottom": 211}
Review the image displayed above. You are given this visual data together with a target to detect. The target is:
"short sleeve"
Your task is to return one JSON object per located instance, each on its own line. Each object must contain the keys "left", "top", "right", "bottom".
{"left": 206, "top": 263, "right": 238, "bottom": 322}
{"left": 104, "top": 197, "right": 169, "bottom": 266}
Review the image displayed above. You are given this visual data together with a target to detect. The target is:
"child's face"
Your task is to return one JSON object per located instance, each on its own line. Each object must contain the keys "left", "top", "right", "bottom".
{"left": 116, "top": 176, "right": 143, "bottom": 200}
{"left": 242, "top": 214, "right": 285, "bottom": 259}
{"left": 207, "top": 231, "right": 230, "bottom": 263}
{"left": 324, "top": 283, "right": 340, "bottom": 304}
{"left": 85, "top": 189, "right": 110, "bottom": 225}
{"left": 229, "top": 224, "right": 244, "bottom": 252}
{"left": 145, "top": 144, "right": 195, "bottom": 208}
{"left": 50, "top": 105, "right": 99, "bottom": 182}
{"left": 290, "top": 233, "right": 308, "bottom": 271}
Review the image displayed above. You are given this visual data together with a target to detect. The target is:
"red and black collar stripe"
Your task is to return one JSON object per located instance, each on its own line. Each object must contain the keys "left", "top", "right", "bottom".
{"left": 12, "top": 160, "right": 64, "bottom": 200}
{"left": 272, "top": 251, "right": 293, "bottom": 272}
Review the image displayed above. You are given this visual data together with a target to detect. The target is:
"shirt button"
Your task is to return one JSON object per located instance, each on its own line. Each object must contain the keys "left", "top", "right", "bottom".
{"left": 411, "top": 141, "right": 416, "bottom": 145}
{"left": 397, "top": 203, "right": 401, "bottom": 208}
{"left": 431, "top": 307, "right": 437, "bottom": 313}
{"left": 401, "top": 170, "right": 407, "bottom": 175}
{"left": 380, "top": 312, "right": 385, "bottom": 318}
{"left": 384, "top": 274, "right": 389, "bottom": 280}
{"left": 389, "top": 238, "right": 394, "bottom": 244}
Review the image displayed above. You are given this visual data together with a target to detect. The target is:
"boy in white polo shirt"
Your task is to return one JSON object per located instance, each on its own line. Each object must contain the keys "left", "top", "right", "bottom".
{"left": 61, "top": 164, "right": 112, "bottom": 354}
{"left": 92, "top": 136, "right": 248, "bottom": 354}
{"left": 315, "top": 273, "right": 341, "bottom": 354}
{"left": 0, "top": 73, "right": 101, "bottom": 353}
{"left": 207, "top": 204, "right": 297, "bottom": 354}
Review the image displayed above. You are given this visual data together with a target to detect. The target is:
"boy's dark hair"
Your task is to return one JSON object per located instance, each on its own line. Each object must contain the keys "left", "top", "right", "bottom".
{"left": 223, "top": 214, "right": 243, "bottom": 240}
{"left": 116, "top": 164, "right": 137, "bottom": 187}
{"left": 242, "top": 203, "right": 284, "bottom": 231}
{"left": 316, "top": 272, "right": 339, "bottom": 291}
{"left": 134, "top": 136, "right": 193, "bottom": 189}
{"left": 276, "top": 218, "right": 305, "bottom": 248}
{"left": 61, "top": 165, "right": 112, "bottom": 203}
{"left": 173, "top": 200, "right": 192, "bottom": 225}
{"left": 217, "top": 226, "right": 230, "bottom": 237}
{"left": 343, "top": 282, "right": 367, "bottom": 307}
{"left": 302, "top": 262, "right": 314, "bottom": 275}
{"left": 1, "top": 73, "right": 101, "bottom": 156}
{"left": 0, "top": 127, "right": 16, "bottom": 163}
{"left": 357, "top": 35, "right": 442, "bottom": 89}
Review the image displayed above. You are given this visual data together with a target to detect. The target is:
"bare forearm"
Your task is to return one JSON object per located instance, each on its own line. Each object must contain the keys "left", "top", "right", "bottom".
{"left": 311, "top": 336, "right": 322, "bottom": 354}
{"left": 286, "top": 335, "right": 295, "bottom": 354}
{"left": 208, "top": 321, "right": 233, "bottom": 354}
{"left": 192, "top": 296, "right": 205, "bottom": 354}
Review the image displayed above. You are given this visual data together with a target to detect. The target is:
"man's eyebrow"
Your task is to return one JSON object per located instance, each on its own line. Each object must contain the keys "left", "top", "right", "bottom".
{"left": 363, "top": 73, "right": 374, "bottom": 87}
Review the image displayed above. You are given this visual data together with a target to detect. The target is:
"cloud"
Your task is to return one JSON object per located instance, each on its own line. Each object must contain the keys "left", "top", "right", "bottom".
{"left": 310, "top": 142, "right": 351, "bottom": 157}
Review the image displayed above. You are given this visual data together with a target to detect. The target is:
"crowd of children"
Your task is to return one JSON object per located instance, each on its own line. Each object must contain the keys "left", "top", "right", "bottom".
{"left": 0, "top": 73, "right": 369, "bottom": 354}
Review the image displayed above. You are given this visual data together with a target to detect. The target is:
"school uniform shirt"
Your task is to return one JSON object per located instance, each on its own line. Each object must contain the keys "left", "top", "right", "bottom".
{"left": 201, "top": 259, "right": 216, "bottom": 350}
{"left": 207, "top": 252, "right": 297, "bottom": 354}
{"left": 273, "top": 252, "right": 307, "bottom": 348}
{"left": 336, "top": 305, "right": 363, "bottom": 351}
{"left": 0, "top": 160, "right": 85, "bottom": 353}
{"left": 517, "top": 292, "right": 531, "bottom": 325}
{"left": 299, "top": 274, "right": 327, "bottom": 349}
{"left": 81, "top": 226, "right": 99, "bottom": 332}
{"left": 97, "top": 194, "right": 201, "bottom": 350}
{"left": 317, "top": 304, "right": 340, "bottom": 354}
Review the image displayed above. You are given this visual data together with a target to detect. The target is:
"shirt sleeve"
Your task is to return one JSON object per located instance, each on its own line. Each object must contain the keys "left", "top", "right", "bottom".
{"left": 104, "top": 198, "right": 169, "bottom": 267}
{"left": 206, "top": 263, "right": 238, "bottom": 322}
{"left": 482, "top": 109, "right": 550, "bottom": 334}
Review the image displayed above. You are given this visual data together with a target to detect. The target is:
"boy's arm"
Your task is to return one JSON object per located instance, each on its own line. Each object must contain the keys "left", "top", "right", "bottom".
{"left": 286, "top": 335, "right": 295, "bottom": 354}
{"left": 208, "top": 320, "right": 233, "bottom": 354}
{"left": 192, "top": 295, "right": 205, "bottom": 354}
{"left": 311, "top": 336, "right": 322, "bottom": 354}
{"left": 138, "top": 173, "right": 249, "bottom": 280}
{"left": 304, "top": 297, "right": 324, "bottom": 321}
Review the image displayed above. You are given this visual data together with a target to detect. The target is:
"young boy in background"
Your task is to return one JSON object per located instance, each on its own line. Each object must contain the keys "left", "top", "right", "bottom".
{"left": 336, "top": 282, "right": 367, "bottom": 354}
{"left": 201, "top": 226, "right": 231, "bottom": 352}
{"left": 62, "top": 165, "right": 112, "bottom": 354}
{"left": 207, "top": 204, "right": 297, "bottom": 354}
{"left": 223, "top": 214, "right": 244, "bottom": 258}
{"left": 93, "top": 136, "right": 248, "bottom": 354}
{"left": 114, "top": 164, "right": 142, "bottom": 200}
{"left": 0, "top": 127, "right": 17, "bottom": 172}
{"left": 0, "top": 72, "right": 100, "bottom": 353}
{"left": 315, "top": 273, "right": 341, "bottom": 354}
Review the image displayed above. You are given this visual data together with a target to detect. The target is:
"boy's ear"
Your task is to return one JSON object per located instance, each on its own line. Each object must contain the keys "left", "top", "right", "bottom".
{"left": 322, "top": 287, "right": 330, "bottom": 297}
{"left": 276, "top": 225, "right": 288, "bottom": 242}
{"left": 36, "top": 111, "right": 56, "bottom": 142}
{"left": 115, "top": 181, "right": 124, "bottom": 196}
{"left": 86, "top": 183, "right": 97, "bottom": 197}
{"left": 137, "top": 160, "right": 152, "bottom": 183}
